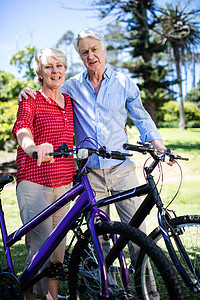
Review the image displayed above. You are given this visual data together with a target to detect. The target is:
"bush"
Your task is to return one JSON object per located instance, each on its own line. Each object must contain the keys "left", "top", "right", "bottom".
{"left": 0, "top": 71, "right": 39, "bottom": 101}
{"left": 0, "top": 100, "right": 18, "bottom": 151}
{"left": 184, "top": 87, "right": 200, "bottom": 110}
{"left": 157, "top": 101, "right": 200, "bottom": 128}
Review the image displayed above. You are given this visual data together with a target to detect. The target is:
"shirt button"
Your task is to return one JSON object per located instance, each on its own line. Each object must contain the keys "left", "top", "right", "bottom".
{"left": 63, "top": 111, "right": 65, "bottom": 113}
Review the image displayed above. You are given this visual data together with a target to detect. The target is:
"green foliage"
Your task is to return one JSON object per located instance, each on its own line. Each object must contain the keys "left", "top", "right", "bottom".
{"left": 0, "top": 71, "right": 38, "bottom": 101}
{"left": 56, "top": 30, "right": 74, "bottom": 47}
{"left": 184, "top": 87, "right": 200, "bottom": 109}
{"left": 0, "top": 70, "right": 39, "bottom": 150}
{"left": 94, "top": 1, "right": 177, "bottom": 124}
{"left": 10, "top": 45, "right": 37, "bottom": 80}
{"left": 157, "top": 100, "right": 200, "bottom": 128}
{"left": 158, "top": 1, "right": 200, "bottom": 51}
{"left": 0, "top": 99, "right": 18, "bottom": 151}
{"left": 157, "top": 0, "right": 200, "bottom": 129}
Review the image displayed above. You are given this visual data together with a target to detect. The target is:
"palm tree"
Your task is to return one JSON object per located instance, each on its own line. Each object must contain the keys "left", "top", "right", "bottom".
{"left": 157, "top": 0, "right": 200, "bottom": 129}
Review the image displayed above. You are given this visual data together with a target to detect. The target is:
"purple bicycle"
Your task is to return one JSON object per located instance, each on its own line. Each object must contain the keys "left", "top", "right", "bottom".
{"left": 0, "top": 139, "right": 184, "bottom": 299}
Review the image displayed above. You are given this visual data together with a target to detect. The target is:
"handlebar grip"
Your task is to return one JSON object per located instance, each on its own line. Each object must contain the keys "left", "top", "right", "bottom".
{"left": 32, "top": 152, "right": 38, "bottom": 159}
{"left": 111, "top": 153, "right": 126, "bottom": 160}
{"left": 170, "top": 154, "right": 189, "bottom": 161}
{"left": 123, "top": 143, "right": 146, "bottom": 153}
{"left": 110, "top": 151, "right": 132, "bottom": 160}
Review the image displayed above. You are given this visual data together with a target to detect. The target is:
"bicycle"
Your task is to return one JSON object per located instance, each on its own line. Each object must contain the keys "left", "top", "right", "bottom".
{"left": 0, "top": 140, "right": 184, "bottom": 300}
{"left": 68, "top": 142, "right": 199, "bottom": 299}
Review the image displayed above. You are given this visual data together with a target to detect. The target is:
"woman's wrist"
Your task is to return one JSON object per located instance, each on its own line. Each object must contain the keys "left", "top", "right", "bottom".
{"left": 24, "top": 145, "right": 37, "bottom": 157}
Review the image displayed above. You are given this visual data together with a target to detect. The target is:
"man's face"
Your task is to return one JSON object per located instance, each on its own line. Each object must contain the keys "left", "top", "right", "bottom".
{"left": 79, "top": 37, "right": 106, "bottom": 73}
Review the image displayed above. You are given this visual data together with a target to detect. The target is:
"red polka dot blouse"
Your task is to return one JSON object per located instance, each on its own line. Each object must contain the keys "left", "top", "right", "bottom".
{"left": 13, "top": 91, "right": 76, "bottom": 187}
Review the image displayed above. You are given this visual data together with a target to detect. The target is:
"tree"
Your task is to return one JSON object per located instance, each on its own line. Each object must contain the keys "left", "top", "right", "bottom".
{"left": 0, "top": 99, "right": 18, "bottom": 150}
{"left": 186, "top": 50, "right": 200, "bottom": 89}
{"left": 185, "top": 87, "right": 200, "bottom": 109}
{"left": 10, "top": 45, "right": 36, "bottom": 80}
{"left": 0, "top": 71, "right": 39, "bottom": 150}
{"left": 157, "top": 0, "right": 200, "bottom": 129}
{"left": 92, "top": 0, "right": 176, "bottom": 124}
{"left": 56, "top": 30, "right": 85, "bottom": 78}
{"left": 0, "top": 71, "right": 38, "bottom": 101}
{"left": 103, "top": 22, "right": 128, "bottom": 70}
{"left": 56, "top": 30, "right": 74, "bottom": 47}
{"left": 157, "top": 100, "right": 200, "bottom": 128}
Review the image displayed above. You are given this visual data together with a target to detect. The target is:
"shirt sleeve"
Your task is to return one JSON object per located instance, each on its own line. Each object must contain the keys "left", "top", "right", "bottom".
{"left": 126, "top": 80, "right": 162, "bottom": 143}
{"left": 60, "top": 81, "right": 69, "bottom": 95}
{"left": 12, "top": 96, "right": 36, "bottom": 139}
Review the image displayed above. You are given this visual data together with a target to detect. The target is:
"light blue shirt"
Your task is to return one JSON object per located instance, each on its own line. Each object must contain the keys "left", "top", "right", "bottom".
{"left": 60, "top": 66, "right": 162, "bottom": 169}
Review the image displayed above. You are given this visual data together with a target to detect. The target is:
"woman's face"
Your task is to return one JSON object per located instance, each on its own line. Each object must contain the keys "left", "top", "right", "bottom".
{"left": 41, "top": 56, "right": 66, "bottom": 89}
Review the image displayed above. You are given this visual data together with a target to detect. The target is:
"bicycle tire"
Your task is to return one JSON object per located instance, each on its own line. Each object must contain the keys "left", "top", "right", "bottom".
{"left": 68, "top": 221, "right": 184, "bottom": 299}
{"left": 137, "top": 215, "right": 200, "bottom": 299}
{"left": 58, "top": 228, "right": 85, "bottom": 297}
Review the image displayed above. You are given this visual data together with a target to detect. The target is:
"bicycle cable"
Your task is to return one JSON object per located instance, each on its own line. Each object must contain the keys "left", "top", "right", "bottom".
{"left": 165, "top": 159, "right": 183, "bottom": 209}
{"left": 142, "top": 155, "right": 183, "bottom": 209}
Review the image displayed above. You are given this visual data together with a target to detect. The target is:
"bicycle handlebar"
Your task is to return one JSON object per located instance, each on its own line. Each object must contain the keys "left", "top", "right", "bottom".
{"left": 32, "top": 143, "right": 133, "bottom": 161}
{"left": 32, "top": 141, "right": 188, "bottom": 162}
{"left": 123, "top": 143, "right": 154, "bottom": 154}
{"left": 123, "top": 143, "right": 189, "bottom": 161}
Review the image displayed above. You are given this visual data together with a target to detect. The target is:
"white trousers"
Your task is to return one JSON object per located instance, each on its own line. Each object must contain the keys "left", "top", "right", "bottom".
{"left": 87, "top": 158, "right": 146, "bottom": 265}
{"left": 17, "top": 180, "right": 72, "bottom": 296}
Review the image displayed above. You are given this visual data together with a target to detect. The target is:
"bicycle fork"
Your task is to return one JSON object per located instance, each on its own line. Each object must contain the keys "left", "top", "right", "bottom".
{"left": 158, "top": 208, "right": 200, "bottom": 292}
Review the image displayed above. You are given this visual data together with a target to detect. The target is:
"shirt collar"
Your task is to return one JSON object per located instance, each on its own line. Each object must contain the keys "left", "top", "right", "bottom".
{"left": 37, "top": 91, "right": 66, "bottom": 109}
{"left": 84, "top": 65, "right": 112, "bottom": 80}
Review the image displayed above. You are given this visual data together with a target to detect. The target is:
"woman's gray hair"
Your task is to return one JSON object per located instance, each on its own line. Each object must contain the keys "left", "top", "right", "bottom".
{"left": 33, "top": 47, "right": 67, "bottom": 86}
{"left": 73, "top": 29, "right": 106, "bottom": 55}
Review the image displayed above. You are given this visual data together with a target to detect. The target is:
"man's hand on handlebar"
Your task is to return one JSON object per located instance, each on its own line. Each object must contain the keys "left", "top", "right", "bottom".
{"left": 123, "top": 142, "right": 188, "bottom": 165}
{"left": 163, "top": 149, "right": 178, "bottom": 166}
{"left": 18, "top": 88, "right": 36, "bottom": 103}
{"left": 150, "top": 139, "right": 178, "bottom": 166}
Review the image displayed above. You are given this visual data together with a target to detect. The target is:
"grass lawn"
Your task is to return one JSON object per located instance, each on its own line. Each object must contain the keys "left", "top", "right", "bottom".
{"left": 124, "top": 127, "right": 200, "bottom": 232}
{"left": 0, "top": 127, "right": 199, "bottom": 298}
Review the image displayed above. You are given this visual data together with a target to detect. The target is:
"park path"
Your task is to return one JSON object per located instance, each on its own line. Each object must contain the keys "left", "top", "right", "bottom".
{"left": 0, "top": 151, "right": 17, "bottom": 177}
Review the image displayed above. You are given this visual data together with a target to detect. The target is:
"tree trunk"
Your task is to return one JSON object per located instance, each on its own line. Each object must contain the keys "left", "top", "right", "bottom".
{"left": 173, "top": 45, "right": 186, "bottom": 130}
{"left": 144, "top": 100, "right": 157, "bottom": 125}
{"left": 192, "top": 51, "right": 196, "bottom": 89}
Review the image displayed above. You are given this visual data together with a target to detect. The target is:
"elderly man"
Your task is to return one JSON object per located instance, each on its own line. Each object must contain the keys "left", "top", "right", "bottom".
{"left": 19, "top": 29, "right": 175, "bottom": 267}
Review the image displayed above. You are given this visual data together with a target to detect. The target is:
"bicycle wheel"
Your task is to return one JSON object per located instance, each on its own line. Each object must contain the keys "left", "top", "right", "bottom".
{"left": 137, "top": 215, "right": 200, "bottom": 299}
{"left": 58, "top": 218, "right": 88, "bottom": 299}
{"left": 68, "top": 221, "right": 184, "bottom": 299}
{"left": 58, "top": 227, "right": 86, "bottom": 298}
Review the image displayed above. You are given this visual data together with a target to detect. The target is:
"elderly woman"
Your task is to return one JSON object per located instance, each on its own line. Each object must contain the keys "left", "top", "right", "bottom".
{"left": 13, "top": 48, "right": 76, "bottom": 300}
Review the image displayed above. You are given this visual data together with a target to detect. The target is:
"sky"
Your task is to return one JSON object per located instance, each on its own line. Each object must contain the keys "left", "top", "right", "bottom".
{"left": 0, "top": 0, "right": 108, "bottom": 79}
{"left": 0, "top": 0, "right": 200, "bottom": 87}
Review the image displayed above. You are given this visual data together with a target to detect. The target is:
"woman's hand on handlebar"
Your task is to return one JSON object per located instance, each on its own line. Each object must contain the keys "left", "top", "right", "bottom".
{"left": 18, "top": 87, "right": 36, "bottom": 103}
{"left": 31, "top": 143, "right": 55, "bottom": 166}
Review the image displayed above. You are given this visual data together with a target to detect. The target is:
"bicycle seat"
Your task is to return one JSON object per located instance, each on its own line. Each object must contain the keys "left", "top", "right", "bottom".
{"left": 0, "top": 175, "right": 14, "bottom": 190}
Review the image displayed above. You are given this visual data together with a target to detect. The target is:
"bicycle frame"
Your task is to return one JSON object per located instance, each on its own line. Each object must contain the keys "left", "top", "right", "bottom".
{"left": 0, "top": 173, "right": 128, "bottom": 297}
{"left": 96, "top": 164, "right": 197, "bottom": 290}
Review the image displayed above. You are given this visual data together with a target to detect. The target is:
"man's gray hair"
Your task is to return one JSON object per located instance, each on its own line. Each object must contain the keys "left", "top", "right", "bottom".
{"left": 73, "top": 29, "right": 106, "bottom": 55}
